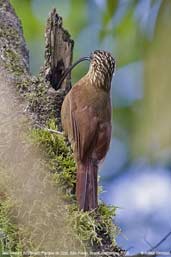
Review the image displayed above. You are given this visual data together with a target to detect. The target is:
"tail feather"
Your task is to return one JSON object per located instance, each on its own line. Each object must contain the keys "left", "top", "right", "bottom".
{"left": 76, "top": 159, "right": 98, "bottom": 211}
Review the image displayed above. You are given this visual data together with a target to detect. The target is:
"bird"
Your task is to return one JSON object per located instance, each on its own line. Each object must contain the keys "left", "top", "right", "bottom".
{"left": 61, "top": 50, "right": 116, "bottom": 211}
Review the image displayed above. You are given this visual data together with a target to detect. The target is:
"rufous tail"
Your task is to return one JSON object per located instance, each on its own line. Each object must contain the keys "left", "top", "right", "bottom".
{"left": 76, "top": 159, "right": 98, "bottom": 211}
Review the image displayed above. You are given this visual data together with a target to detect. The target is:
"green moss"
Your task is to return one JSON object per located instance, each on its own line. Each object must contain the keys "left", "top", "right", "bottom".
{"left": 30, "top": 119, "right": 119, "bottom": 253}
{"left": 31, "top": 119, "right": 76, "bottom": 198}
{"left": 70, "top": 203, "right": 118, "bottom": 247}
{"left": 0, "top": 196, "right": 22, "bottom": 257}
{"left": 0, "top": 24, "right": 19, "bottom": 42}
{"left": 16, "top": 77, "right": 30, "bottom": 92}
{"left": 4, "top": 49, "right": 24, "bottom": 76}
{"left": 26, "top": 82, "right": 49, "bottom": 114}
{"left": 0, "top": 19, "right": 27, "bottom": 77}
{"left": 16, "top": 75, "right": 56, "bottom": 124}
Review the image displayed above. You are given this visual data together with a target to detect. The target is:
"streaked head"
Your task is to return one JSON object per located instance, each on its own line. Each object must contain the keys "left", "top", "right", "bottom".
{"left": 90, "top": 50, "right": 116, "bottom": 78}
{"left": 57, "top": 50, "right": 116, "bottom": 91}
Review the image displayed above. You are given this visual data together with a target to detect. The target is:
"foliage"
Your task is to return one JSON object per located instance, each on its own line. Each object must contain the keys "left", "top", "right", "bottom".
{"left": 66, "top": 0, "right": 88, "bottom": 37}
{"left": 10, "top": 0, "right": 43, "bottom": 41}
{"left": 132, "top": 0, "right": 171, "bottom": 161}
{"left": 102, "top": 0, "right": 118, "bottom": 27}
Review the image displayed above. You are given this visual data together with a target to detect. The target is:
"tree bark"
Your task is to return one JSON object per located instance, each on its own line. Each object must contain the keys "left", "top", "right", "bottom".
{"left": 0, "top": 0, "right": 79, "bottom": 253}
{"left": 0, "top": 0, "right": 29, "bottom": 74}
{"left": 0, "top": 1, "right": 124, "bottom": 256}
{"left": 44, "top": 8, "right": 74, "bottom": 92}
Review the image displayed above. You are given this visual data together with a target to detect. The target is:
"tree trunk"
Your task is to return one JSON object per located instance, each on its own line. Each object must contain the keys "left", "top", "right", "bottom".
{"left": 0, "top": 1, "right": 124, "bottom": 256}
{"left": 0, "top": 0, "right": 81, "bottom": 253}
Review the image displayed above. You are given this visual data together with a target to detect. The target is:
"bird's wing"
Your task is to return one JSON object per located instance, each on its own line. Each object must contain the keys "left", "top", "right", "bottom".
{"left": 94, "top": 122, "right": 112, "bottom": 162}
{"left": 61, "top": 82, "right": 111, "bottom": 162}
{"left": 69, "top": 97, "right": 99, "bottom": 162}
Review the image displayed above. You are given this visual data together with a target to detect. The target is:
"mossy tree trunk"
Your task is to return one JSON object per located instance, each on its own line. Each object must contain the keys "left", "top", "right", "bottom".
{"left": 0, "top": 0, "right": 73, "bottom": 127}
{"left": 0, "top": 1, "right": 124, "bottom": 256}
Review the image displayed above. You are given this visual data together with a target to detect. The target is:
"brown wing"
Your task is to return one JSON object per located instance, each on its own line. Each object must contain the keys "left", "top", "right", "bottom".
{"left": 61, "top": 87, "right": 99, "bottom": 162}
{"left": 61, "top": 79, "right": 112, "bottom": 162}
{"left": 93, "top": 122, "right": 112, "bottom": 162}
{"left": 70, "top": 103, "right": 99, "bottom": 162}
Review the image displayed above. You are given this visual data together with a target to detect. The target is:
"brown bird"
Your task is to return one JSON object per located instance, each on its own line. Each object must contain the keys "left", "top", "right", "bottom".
{"left": 61, "top": 50, "right": 116, "bottom": 211}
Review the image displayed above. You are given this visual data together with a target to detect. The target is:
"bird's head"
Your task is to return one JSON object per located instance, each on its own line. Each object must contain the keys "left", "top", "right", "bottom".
{"left": 57, "top": 50, "right": 116, "bottom": 91}
{"left": 88, "top": 50, "right": 116, "bottom": 91}
{"left": 90, "top": 50, "right": 115, "bottom": 77}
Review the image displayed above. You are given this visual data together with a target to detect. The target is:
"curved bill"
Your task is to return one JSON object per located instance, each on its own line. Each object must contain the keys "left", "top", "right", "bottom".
{"left": 57, "top": 56, "right": 90, "bottom": 88}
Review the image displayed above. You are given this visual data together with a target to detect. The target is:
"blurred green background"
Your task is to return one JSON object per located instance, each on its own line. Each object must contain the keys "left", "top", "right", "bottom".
{"left": 10, "top": 0, "right": 171, "bottom": 253}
